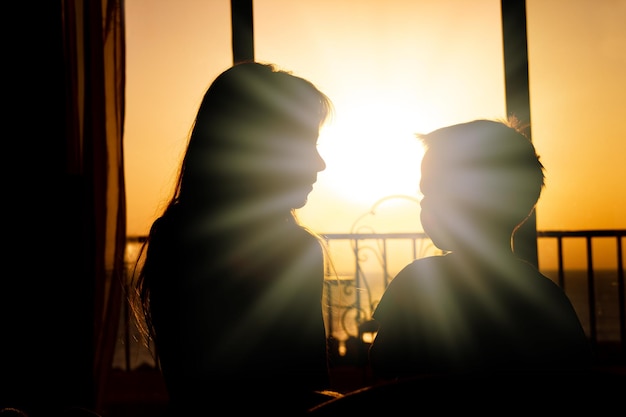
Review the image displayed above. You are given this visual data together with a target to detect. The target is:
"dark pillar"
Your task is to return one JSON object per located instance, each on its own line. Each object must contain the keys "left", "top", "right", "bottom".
{"left": 231, "top": 0, "right": 255, "bottom": 63}
{"left": 501, "top": 0, "right": 539, "bottom": 268}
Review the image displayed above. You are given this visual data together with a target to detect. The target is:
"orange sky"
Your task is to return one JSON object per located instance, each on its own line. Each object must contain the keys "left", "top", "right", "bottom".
{"left": 124, "top": 0, "right": 626, "bottom": 250}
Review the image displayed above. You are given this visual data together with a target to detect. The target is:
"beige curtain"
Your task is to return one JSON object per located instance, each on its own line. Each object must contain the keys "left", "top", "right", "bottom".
{"left": 62, "top": 0, "right": 127, "bottom": 409}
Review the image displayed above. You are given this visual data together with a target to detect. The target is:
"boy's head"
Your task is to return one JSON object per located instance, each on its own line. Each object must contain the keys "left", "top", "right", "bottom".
{"left": 418, "top": 119, "right": 545, "bottom": 248}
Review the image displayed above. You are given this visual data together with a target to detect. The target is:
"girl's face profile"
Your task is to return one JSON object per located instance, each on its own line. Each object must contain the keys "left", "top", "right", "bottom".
{"left": 255, "top": 127, "right": 326, "bottom": 210}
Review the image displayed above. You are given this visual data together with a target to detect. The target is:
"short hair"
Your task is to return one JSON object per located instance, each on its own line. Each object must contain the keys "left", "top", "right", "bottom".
{"left": 418, "top": 118, "right": 545, "bottom": 228}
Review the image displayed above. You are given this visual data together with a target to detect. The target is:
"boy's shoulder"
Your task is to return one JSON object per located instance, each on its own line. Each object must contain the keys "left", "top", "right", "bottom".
{"left": 375, "top": 255, "right": 453, "bottom": 312}
{"left": 373, "top": 255, "right": 463, "bottom": 327}
{"left": 378, "top": 253, "right": 554, "bottom": 311}
{"left": 388, "top": 254, "right": 454, "bottom": 287}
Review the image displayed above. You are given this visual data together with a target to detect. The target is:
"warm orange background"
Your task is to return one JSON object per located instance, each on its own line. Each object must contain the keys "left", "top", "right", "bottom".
{"left": 124, "top": 0, "right": 626, "bottom": 269}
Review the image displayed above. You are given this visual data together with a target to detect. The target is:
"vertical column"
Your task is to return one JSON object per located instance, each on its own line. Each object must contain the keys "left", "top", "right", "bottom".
{"left": 501, "top": 0, "right": 538, "bottom": 267}
{"left": 231, "top": 0, "right": 255, "bottom": 63}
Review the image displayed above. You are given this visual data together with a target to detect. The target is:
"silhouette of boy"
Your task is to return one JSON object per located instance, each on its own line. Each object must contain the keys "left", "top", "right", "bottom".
{"left": 368, "top": 119, "right": 593, "bottom": 381}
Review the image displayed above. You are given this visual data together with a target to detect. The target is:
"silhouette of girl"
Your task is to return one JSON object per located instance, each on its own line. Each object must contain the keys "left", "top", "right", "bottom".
{"left": 131, "top": 62, "right": 334, "bottom": 414}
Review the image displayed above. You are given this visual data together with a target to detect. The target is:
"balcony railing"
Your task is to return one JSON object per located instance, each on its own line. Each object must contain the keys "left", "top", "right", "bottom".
{"left": 118, "top": 229, "right": 625, "bottom": 371}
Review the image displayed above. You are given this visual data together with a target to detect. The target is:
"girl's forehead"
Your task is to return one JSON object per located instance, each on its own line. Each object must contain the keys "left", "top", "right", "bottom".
{"left": 274, "top": 124, "right": 320, "bottom": 140}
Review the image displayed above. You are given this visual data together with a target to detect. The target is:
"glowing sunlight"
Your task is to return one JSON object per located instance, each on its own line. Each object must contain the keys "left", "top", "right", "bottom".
{"left": 316, "top": 101, "right": 426, "bottom": 207}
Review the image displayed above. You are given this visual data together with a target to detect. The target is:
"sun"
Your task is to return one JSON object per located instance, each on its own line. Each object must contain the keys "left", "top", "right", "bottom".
{"left": 315, "top": 106, "right": 426, "bottom": 207}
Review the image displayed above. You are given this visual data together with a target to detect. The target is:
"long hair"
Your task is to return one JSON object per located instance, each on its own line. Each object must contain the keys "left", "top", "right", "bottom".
{"left": 129, "top": 62, "right": 333, "bottom": 348}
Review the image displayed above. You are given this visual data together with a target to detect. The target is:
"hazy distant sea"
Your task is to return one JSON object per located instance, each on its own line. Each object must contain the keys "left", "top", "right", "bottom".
{"left": 542, "top": 269, "right": 623, "bottom": 343}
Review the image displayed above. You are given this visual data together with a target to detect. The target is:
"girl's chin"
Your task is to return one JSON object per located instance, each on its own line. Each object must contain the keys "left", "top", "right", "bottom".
{"left": 290, "top": 197, "right": 309, "bottom": 210}
{"left": 273, "top": 189, "right": 312, "bottom": 211}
